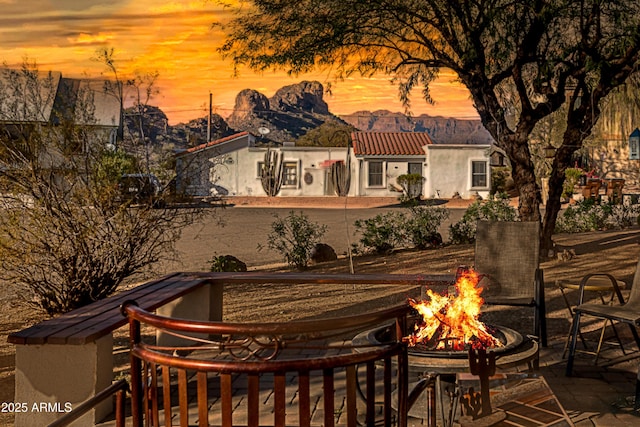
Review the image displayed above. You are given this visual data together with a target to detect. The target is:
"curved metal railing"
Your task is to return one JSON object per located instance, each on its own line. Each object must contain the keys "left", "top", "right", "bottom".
{"left": 122, "top": 301, "right": 411, "bottom": 427}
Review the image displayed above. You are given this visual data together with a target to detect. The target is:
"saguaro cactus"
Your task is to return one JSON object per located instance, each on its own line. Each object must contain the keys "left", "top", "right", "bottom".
{"left": 260, "top": 149, "right": 284, "bottom": 196}
{"left": 331, "top": 152, "right": 351, "bottom": 196}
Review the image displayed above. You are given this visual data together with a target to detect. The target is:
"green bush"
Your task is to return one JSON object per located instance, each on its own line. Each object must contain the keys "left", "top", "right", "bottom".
{"left": 354, "top": 206, "right": 450, "bottom": 253}
{"left": 209, "top": 255, "right": 247, "bottom": 272}
{"left": 449, "top": 193, "right": 517, "bottom": 244}
{"left": 555, "top": 200, "right": 640, "bottom": 233}
{"left": 405, "top": 206, "right": 449, "bottom": 249}
{"left": 397, "top": 173, "right": 424, "bottom": 205}
{"left": 563, "top": 168, "right": 583, "bottom": 199}
{"left": 490, "top": 167, "right": 513, "bottom": 195}
{"left": 354, "top": 211, "right": 407, "bottom": 254}
{"left": 262, "top": 211, "right": 327, "bottom": 269}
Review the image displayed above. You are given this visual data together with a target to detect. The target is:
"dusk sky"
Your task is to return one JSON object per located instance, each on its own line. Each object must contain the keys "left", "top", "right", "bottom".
{"left": 1, "top": 0, "right": 478, "bottom": 125}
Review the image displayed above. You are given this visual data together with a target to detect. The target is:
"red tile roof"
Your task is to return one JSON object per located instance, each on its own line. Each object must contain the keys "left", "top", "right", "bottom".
{"left": 179, "top": 131, "right": 250, "bottom": 155}
{"left": 352, "top": 132, "right": 432, "bottom": 156}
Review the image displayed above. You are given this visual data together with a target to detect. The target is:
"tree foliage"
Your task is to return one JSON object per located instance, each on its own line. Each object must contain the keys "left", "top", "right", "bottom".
{"left": 219, "top": 0, "right": 640, "bottom": 255}
{"left": 0, "top": 62, "right": 207, "bottom": 315}
{"left": 296, "top": 121, "right": 354, "bottom": 147}
{"left": 262, "top": 211, "right": 327, "bottom": 269}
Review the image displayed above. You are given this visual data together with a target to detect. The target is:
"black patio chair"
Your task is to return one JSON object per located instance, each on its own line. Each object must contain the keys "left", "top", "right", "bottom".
{"left": 565, "top": 258, "right": 640, "bottom": 378}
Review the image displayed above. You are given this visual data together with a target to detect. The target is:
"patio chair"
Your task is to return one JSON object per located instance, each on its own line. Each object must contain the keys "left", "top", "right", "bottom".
{"left": 582, "top": 179, "right": 601, "bottom": 201}
{"left": 565, "top": 258, "right": 640, "bottom": 378}
{"left": 474, "top": 220, "right": 547, "bottom": 347}
{"left": 606, "top": 178, "right": 625, "bottom": 204}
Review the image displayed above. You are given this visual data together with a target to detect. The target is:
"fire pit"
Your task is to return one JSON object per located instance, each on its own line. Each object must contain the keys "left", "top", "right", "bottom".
{"left": 353, "top": 267, "right": 538, "bottom": 374}
{"left": 353, "top": 322, "right": 537, "bottom": 374}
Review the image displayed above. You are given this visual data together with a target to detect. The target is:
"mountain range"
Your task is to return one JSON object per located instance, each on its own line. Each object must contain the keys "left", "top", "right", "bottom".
{"left": 126, "top": 81, "right": 493, "bottom": 149}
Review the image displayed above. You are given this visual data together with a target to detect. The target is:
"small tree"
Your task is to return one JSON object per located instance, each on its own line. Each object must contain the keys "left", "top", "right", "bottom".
{"left": 262, "top": 211, "right": 327, "bottom": 269}
{"left": 562, "top": 168, "right": 583, "bottom": 200}
{"left": 396, "top": 173, "right": 424, "bottom": 204}
{"left": 0, "top": 61, "right": 208, "bottom": 315}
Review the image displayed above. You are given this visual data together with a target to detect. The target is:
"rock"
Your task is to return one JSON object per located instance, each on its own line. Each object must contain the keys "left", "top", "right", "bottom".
{"left": 227, "top": 82, "right": 338, "bottom": 142}
{"left": 269, "top": 81, "right": 329, "bottom": 115}
{"left": 227, "top": 89, "right": 271, "bottom": 125}
{"left": 557, "top": 249, "right": 576, "bottom": 262}
{"left": 310, "top": 243, "right": 338, "bottom": 263}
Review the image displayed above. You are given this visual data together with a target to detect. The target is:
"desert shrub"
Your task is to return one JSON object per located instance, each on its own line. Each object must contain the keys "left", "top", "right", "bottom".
{"left": 563, "top": 167, "right": 583, "bottom": 199}
{"left": 261, "top": 211, "right": 327, "bottom": 269}
{"left": 555, "top": 200, "right": 640, "bottom": 233}
{"left": 354, "top": 211, "right": 407, "bottom": 254}
{"left": 405, "top": 206, "right": 449, "bottom": 249}
{"left": 449, "top": 193, "right": 517, "bottom": 244}
{"left": 490, "top": 167, "right": 513, "bottom": 195}
{"left": 209, "top": 255, "right": 247, "bottom": 272}
{"left": 607, "top": 204, "right": 640, "bottom": 228}
{"left": 397, "top": 173, "right": 424, "bottom": 205}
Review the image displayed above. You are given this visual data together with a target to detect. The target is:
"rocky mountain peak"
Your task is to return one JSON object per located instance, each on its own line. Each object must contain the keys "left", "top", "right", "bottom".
{"left": 269, "top": 81, "right": 329, "bottom": 115}
{"left": 227, "top": 89, "right": 271, "bottom": 125}
{"left": 225, "top": 81, "right": 338, "bottom": 142}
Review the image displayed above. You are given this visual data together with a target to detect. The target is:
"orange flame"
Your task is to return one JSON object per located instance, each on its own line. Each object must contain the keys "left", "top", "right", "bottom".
{"left": 406, "top": 268, "right": 501, "bottom": 350}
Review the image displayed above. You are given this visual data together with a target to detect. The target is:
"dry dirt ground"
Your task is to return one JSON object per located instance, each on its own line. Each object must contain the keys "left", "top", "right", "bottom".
{"left": 1, "top": 226, "right": 640, "bottom": 426}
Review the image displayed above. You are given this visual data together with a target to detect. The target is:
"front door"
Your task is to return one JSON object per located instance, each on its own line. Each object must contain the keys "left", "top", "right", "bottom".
{"left": 408, "top": 162, "right": 423, "bottom": 197}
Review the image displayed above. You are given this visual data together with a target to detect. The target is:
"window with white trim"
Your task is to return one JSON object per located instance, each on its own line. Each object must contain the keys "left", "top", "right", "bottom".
{"left": 283, "top": 161, "right": 298, "bottom": 186}
{"left": 368, "top": 161, "right": 384, "bottom": 187}
{"left": 471, "top": 160, "right": 488, "bottom": 188}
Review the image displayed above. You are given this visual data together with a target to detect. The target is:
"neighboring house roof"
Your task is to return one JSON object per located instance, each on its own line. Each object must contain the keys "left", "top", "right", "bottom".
{"left": 0, "top": 68, "right": 120, "bottom": 128}
{"left": 177, "top": 131, "right": 251, "bottom": 156}
{"left": 352, "top": 132, "right": 432, "bottom": 156}
{"left": 58, "top": 78, "right": 121, "bottom": 127}
{"left": 0, "top": 69, "right": 61, "bottom": 122}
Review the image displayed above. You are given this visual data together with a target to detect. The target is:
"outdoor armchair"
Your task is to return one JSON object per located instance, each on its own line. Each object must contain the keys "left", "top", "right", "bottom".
{"left": 474, "top": 220, "right": 547, "bottom": 347}
{"left": 565, "top": 259, "right": 640, "bottom": 377}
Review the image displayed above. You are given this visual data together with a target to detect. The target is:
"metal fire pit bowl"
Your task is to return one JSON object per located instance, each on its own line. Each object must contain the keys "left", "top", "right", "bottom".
{"left": 352, "top": 323, "right": 538, "bottom": 374}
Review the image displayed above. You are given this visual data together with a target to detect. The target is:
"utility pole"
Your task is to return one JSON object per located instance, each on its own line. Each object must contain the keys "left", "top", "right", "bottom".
{"left": 207, "top": 92, "right": 212, "bottom": 142}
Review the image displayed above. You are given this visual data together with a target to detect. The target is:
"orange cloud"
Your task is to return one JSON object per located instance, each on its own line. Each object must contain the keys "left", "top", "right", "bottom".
{"left": 69, "top": 32, "right": 115, "bottom": 45}
{"left": 1, "top": 1, "right": 478, "bottom": 125}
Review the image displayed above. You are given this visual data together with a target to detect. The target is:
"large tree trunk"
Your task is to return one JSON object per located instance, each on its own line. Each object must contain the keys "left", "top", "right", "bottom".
{"left": 541, "top": 121, "right": 590, "bottom": 257}
{"left": 542, "top": 161, "right": 567, "bottom": 258}
{"left": 500, "top": 134, "right": 542, "bottom": 223}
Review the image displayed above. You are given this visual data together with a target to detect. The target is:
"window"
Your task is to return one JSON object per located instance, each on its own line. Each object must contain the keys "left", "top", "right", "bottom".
{"left": 283, "top": 162, "right": 298, "bottom": 186}
{"left": 257, "top": 161, "right": 298, "bottom": 186}
{"left": 471, "top": 161, "right": 488, "bottom": 188}
{"left": 408, "top": 162, "right": 422, "bottom": 175}
{"left": 368, "top": 161, "right": 384, "bottom": 187}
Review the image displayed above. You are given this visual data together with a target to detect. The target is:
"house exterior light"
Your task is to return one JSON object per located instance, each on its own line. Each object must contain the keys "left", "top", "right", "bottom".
{"left": 629, "top": 128, "right": 640, "bottom": 160}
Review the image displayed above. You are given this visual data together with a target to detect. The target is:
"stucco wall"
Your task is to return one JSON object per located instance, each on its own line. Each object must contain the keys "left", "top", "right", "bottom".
{"left": 354, "top": 157, "right": 425, "bottom": 197}
{"left": 177, "top": 139, "right": 492, "bottom": 199}
{"left": 203, "top": 146, "right": 351, "bottom": 197}
{"left": 425, "top": 145, "right": 492, "bottom": 199}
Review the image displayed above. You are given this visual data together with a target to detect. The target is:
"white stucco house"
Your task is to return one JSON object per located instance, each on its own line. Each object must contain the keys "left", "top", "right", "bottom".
{"left": 175, "top": 131, "right": 493, "bottom": 199}
{"left": 175, "top": 132, "right": 351, "bottom": 197}
{"left": 351, "top": 132, "right": 492, "bottom": 199}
